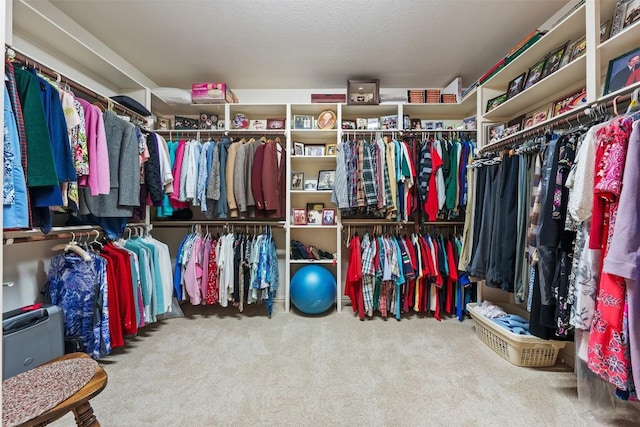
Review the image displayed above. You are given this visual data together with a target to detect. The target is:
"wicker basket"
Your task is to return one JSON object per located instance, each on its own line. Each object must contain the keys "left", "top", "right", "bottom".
{"left": 467, "top": 302, "right": 567, "bottom": 367}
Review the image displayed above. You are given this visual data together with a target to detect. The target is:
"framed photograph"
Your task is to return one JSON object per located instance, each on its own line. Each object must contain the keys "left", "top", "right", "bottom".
{"left": 326, "top": 144, "right": 337, "bottom": 156}
{"left": 249, "top": 119, "right": 267, "bottom": 130}
{"left": 523, "top": 116, "right": 534, "bottom": 129}
{"left": 506, "top": 72, "right": 527, "bottom": 99}
{"left": 304, "top": 145, "right": 325, "bottom": 156}
{"left": 524, "top": 56, "right": 547, "bottom": 90}
{"left": 367, "top": 118, "right": 380, "bottom": 130}
{"left": 321, "top": 208, "right": 336, "bottom": 226}
{"left": 532, "top": 108, "right": 550, "bottom": 125}
{"left": 304, "top": 179, "right": 317, "bottom": 191}
{"left": 487, "top": 123, "right": 505, "bottom": 143}
{"left": 267, "top": 118, "right": 285, "bottom": 129}
{"left": 507, "top": 114, "right": 525, "bottom": 129}
{"left": 317, "top": 170, "right": 335, "bottom": 190}
{"left": 232, "top": 113, "right": 249, "bottom": 129}
{"left": 486, "top": 93, "right": 508, "bottom": 113}
{"left": 411, "top": 118, "right": 423, "bottom": 130}
{"left": 317, "top": 110, "right": 337, "bottom": 129}
{"left": 541, "top": 43, "right": 568, "bottom": 78}
{"left": 175, "top": 116, "right": 199, "bottom": 130}
{"left": 347, "top": 79, "right": 380, "bottom": 105}
{"left": 292, "top": 208, "right": 307, "bottom": 225}
{"left": 293, "top": 115, "right": 314, "bottom": 130}
{"left": 503, "top": 124, "right": 520, "bottom": 138}
{"left": 623, "top": 0, "right": 640, "bottom": 30}
{"left": 604, "top": 46, "right": 640, "bottom": 95}
{"left": 380, "top": 115, "right": 398, "bottom": 129}
{"left": 199, "top": 113, "right": 218, "bottom": 130}
{"left": 552, "top": 87, "right": 587, "bottom": 117}
{"left": 356, "top": 118, "right": 368, "bottom": 130}
{"left": 568, "top": 36, "right": 586, "bottom": 62}
{"left": 306, "top": 202, "right": 324, "bottom": 225}
{"left": 291, "top": 171, "right": 304, "bottom": 190}
{"left": 293, "top": 141, "right": 305, "bottom": 156}
{"left": 421, "top": 121, "right": 434, "bottom": 130}
{"left": 434, "top": 121, "right": 445, "bottom": 130}
{"left": 403, "top": 115, "right": 411, "bottom": 130}
{"left": 600, "top": 18, "right": 613, "bottom": 43}
{"left": 157, "top": 117, "right": 171, "bottom": 130}
{"left": 463, "top": 116, "right": 476, "bottom": 130}
{"left": 342, "top": 120, "right": 356, "bottom": 130}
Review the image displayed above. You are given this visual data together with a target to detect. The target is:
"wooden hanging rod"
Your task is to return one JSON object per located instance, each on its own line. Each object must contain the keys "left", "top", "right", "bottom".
{"left": 478, "top": 85, "right": 639, "bottom": 155}
{"left": 5, "top": 46, "right": 149, "bottom": 124}
{"left": 3, "top": 222, "right": 148, "bottom": 245}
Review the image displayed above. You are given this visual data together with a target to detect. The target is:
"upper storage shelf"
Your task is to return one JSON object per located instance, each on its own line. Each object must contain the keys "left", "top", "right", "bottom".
{"left": 481, "top": 3, "right": 586, "bottom": 90}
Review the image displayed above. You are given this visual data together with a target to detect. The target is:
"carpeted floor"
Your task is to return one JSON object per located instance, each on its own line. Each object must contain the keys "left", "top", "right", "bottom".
{"left": 53, "top": 303, "right": 639, "bottom": 427}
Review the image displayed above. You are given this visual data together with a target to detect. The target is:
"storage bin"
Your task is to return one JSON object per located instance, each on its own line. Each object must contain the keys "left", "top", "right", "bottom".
{"left": 467, "top": 302, "right": 567, "bottom": 367}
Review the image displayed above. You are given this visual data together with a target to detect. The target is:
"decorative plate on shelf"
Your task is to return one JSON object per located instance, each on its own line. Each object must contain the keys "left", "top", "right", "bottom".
{"left": 317, "top": 110, "right": 337, "bottom": 129}
{"left": 232, "top": 113, "right": 249, "bottom": 129}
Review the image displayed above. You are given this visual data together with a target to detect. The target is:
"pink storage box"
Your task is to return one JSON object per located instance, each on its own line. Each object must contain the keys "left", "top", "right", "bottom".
{"left": 191, "top": 82, "right": 238, "bottom": 104}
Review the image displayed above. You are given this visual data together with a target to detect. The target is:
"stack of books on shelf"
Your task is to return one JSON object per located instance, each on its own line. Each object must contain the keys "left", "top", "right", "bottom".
{"left": 441, "top": 94, "right": 457, "bottom": 103}
{"left": 426, "top": 89, "right": 441, "bottom": 103}
{"left": 407, "top": 90, "right": 425, "bottom": 103}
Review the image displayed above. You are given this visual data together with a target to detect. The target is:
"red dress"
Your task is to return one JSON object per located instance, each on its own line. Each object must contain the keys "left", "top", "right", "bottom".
{"left": 587, "top": 117, "right": 633, "bottom": 391}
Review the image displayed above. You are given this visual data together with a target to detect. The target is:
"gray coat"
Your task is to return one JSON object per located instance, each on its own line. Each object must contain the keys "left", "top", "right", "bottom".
{"left": 79, "top": 111, "right": 140, "bottom": 217}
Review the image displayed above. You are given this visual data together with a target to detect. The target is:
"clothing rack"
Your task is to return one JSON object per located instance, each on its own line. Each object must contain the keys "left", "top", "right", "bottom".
{"left": 152, "top": 220, "right": 286, "bottom": 229}
{"left": 478, "top": 86, "right": 639, "bottom": 155}
{"left": 5, "top": 46, "right": 149, "bottom": 124}
{"left": 153, "top": 129, "right": 287, "bottom": 140}
{"left": 3, "top": 222, "right": 148, "bottom": 245}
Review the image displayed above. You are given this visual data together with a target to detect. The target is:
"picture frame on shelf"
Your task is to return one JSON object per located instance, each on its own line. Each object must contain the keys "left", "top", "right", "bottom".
{"left": 486, "top": 93, "right": 507, "bottom": 113}
{"left": 421, "top": 120, "right": 434, "bottom": 130}
{"left": 347, "top": 79, "right": 380, "bottom": 105}
{"left": 293, "top": 115, "right": 314, "bottom": 130}
{"left": 292, "top": 208, "right": 307, "bottom": 225}
{"left": 321, "top": 208, "right": 336, "bottom": 226}
{"left": 267, "top": 118, "right": 285, "bottom": 129}
{"left": 306, "top": 202, "right": 324, "bottom": 225}
{"left": 380, "top": 115, "right": 398, "bottom": 129}
{"left": 157, "top": 117, "right": 171, "bottom": 130}
{"left": 523, "top": 116, "right": 534, "bottom": 129}
{"left": 175, "top": 116, "right": 199, "bottom": 130}
{"left": 568, "top": 36, "right": 586, "bottom": 63}
{"left": 551, "top": 87, "right": 587, "bottom": 117}
{"left": 506, "top": 72, "right": 527, "bottom": 99}
{"left": 342, "top": 120, "right": 356, "bottom": 130}
{"left": 199, "top": 113, "right": 218, "bottom": 129}
{"left": 434, "top": 121, "right": 444, "bottom": 130}
{"left": 403, "top": 115, "right": 411, "bottom": 130}
{"left": 541, "top": 42, "right": 568, "bottom": 78}
{"left": 356, "top": 118, "right": 368, "bottom": 130}
{"left": 293, "top": 141, "right": 305, "bottom": 156}
{"left": 524, "top": 56, "right": 547, "bottom": 90}
{"left": 507, "top": 114, "right": 525, "bottom": 129}
{"left": 411, "top": 119, "right": 423, "bottom": 130}
{"left": 623, "top": 0, "right": 640, "bottom": 31}
{"left": 249, "top": 119, "right": 267, "bottom": 130}
{"left": 326, "top": 144, "right": 337, "bottom": 156}
{"left": 611, "top": 0, "right": 638, "bottom": 36}
{"left": 463, "top": 116, "right": 476, "bottom": 130}
{"left": 232, "top": 113, "right": 249, "bottom": 129}
{"left": 304, "top": 179, "right": 318, "bottom": 191}
{"left": 317, "top": 110, "right": 337, "bottom": 129}
{"left": 600, "top": 18, "right": 613, "bottom": 43}
{"left": 217, "top": 121, "right": 225, "bottom": 130}
{"left": 503, "top": 124, "right": 520, "bottom": 138}
{"left": 291, "top": 171, "right": 304, "bottom": 190}
{"left": 304, "top": 145, "right": 325, "bottom": 156}
{"left": 603, "top": 46, "right": 640, "bottom": 95}
{"left": 487, "top": 123, "right": 505, "bottom": 143}
{"left": 367, "top": 118, "right": 380, "bottom": 130}
{"left": 317, "top": 170, "right": 335, "bottom": 190}
{"left": 532, "top": 108, "right": 550, "bottom": 125}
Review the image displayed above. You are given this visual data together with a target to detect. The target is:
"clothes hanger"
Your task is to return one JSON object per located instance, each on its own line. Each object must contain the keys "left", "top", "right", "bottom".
{"left": 51, "top": 232, "right": 92, "bottom": 261}
{"left": 626, "top": 88, "right": 640, "bottom": 114}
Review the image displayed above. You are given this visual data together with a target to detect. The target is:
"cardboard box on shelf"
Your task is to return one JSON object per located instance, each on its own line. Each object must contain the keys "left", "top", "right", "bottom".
{"left": 191, "top": 82, "right": 238, "bottom": 104}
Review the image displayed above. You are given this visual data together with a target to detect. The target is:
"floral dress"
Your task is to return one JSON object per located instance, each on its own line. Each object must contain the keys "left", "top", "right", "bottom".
{"left": 587, "top": 117, "right": 634, "bottom": 393}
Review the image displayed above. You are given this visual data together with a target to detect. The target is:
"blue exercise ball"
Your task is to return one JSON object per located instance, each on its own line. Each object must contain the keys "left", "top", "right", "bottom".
{"left": 290, "top": 265, "right": 336, "bottom": 315}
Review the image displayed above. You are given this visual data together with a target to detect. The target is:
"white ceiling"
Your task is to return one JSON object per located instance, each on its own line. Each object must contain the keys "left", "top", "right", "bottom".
{"left": 32, "top": 0, "right": 571, "bottom": 90}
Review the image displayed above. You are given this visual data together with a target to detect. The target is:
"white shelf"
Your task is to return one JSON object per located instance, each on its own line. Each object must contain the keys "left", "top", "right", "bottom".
{"left": 341, "top": 104, "right": 400, "bottom": 117}
{"left": 481, "top": 3, "right": 586, "bottom": 89}
{"left": 484, "top": 55, "right": 586, "bottom": 120}
{"left": 290, "top": 155, "right": 336, "bottom": 160}
{"left": 151, "top": 94, "right": 226, "bottom": 116}
{"left": 290, "top": 190, "right": 333, "bottom": 194}
{"left": 291, "top": 104, "right": 339, "bottom": 116}
{"left": 229, "top": 104, "right": 286, "bottom": 117}
{"left": 403, "top": 89, "right": 477, "bottom": 118}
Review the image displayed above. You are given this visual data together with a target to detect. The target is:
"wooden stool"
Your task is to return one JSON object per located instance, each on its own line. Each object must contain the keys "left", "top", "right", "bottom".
{"left": 21, "top": 353, "right": 108, "bottom": 427}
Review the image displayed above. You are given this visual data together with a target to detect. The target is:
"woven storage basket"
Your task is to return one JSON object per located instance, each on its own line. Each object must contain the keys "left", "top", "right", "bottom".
{"left": 467, "top": 302, "right": 567, "bottom": 367}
